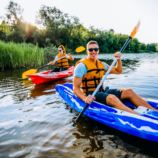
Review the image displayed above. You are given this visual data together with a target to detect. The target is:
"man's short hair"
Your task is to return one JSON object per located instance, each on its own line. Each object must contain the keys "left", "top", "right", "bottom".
{"left": 86, "top": 40, "right": 99, "bottom": 49}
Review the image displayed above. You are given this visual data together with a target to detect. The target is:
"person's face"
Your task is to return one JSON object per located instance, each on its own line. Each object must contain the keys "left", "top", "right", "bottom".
{"left": 87, "top": 44, "right": 99, "bottom": 60}
{"left": 58, "top": 48, "right": 63, "bottom": 54}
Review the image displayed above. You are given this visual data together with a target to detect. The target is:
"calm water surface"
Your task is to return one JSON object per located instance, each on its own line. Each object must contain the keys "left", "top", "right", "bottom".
{"left": 0, "top": 53, "right": 158, "bottom": 158}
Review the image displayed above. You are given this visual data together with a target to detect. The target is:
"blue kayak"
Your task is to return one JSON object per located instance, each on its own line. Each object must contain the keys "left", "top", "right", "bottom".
{"left": 55, "top": 83, "right": 158, "bottom": 143}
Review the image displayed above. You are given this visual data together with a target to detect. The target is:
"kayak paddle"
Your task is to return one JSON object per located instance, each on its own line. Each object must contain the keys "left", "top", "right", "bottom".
{"left": 22, "top": 64, "right": 49, "bottom": 80}
{"left": 75, "top": 46, "right": 85, "bottom": 53}
{"left": 74, "top": 21, "right": 141, "bottom": 124}
{"left": 22, "top": 46, "right": 85, "bottom": 79}
{"left": 22, "top": 56, "right": 65, "bottom": 80}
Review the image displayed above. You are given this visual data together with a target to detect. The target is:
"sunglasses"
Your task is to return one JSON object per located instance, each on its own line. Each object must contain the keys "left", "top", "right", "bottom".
{"left": 88, "top": 48, "right": 99, "bottom": 52}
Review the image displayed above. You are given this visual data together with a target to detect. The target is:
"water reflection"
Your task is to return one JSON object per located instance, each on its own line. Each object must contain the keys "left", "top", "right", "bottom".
{"left": 0, "top": 53, "right": 158, "bottom": 158}
{"left": 28, "top": 77, "right": 73, "bottom": 98}
{"left": 102, "top": 59, "right": 140, "bottom": 74}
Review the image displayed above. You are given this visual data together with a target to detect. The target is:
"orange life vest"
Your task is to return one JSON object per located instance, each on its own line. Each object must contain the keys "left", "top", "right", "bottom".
{"left": 78, "top": 58, "right": 105, "bottom": 94}
{"left": 56, "top": 53, "right": 69, "bottom": 68}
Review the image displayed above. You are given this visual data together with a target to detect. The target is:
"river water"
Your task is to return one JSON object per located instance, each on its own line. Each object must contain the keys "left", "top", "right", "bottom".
{"left": 0, "top": 53, "right": 158, "bottom": 158}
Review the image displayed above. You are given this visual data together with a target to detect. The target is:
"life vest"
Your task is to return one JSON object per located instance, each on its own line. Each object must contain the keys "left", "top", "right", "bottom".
{"left": 56, "top": 53, "right": 69, "bottom": 68}
{"left": 78, "top": 58, "right": 105, "bottom": 94}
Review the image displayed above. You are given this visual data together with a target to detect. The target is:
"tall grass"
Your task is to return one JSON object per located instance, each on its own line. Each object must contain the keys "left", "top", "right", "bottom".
{"left": 0, "top": 40, "right": 45, "bottom": 71}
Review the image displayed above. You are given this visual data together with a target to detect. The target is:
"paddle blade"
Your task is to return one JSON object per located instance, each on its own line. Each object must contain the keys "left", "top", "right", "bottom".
{"left": 130, "top": 21, "right": 140, "bottom": 39}
{"left": 75, "top": 46, "right": 85, "bottom": 53}
{"left": 22, "top": 69, "right": 37, "bottom": 79}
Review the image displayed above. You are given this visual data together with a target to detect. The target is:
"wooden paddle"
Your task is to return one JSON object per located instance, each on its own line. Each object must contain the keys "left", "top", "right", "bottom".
{"left": 74, "top": 21, "right": 141, "bottom": 124}
{"left": 22, "top": 46, "right": 85, "bottom": 79}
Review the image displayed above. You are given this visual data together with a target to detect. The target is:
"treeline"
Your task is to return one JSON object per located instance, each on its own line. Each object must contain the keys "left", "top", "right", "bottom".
{"left": 0, "top": 1, "right": 158, "bottom": 53}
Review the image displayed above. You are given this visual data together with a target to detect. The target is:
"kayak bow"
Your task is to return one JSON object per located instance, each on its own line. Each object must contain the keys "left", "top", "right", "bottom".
{"left": 27, "top": 66, "right": 74, "bottom": 85}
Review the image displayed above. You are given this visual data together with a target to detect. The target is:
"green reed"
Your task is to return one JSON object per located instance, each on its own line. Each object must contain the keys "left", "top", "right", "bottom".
{"left": 0, "top": 40, "right": 45, "bottom": 70}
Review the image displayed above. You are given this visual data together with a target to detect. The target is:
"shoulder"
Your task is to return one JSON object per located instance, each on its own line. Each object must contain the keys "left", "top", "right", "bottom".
{"left": 75, "top": 62, "right": 87, "bottom": 71}
{"left": 74, "top": 62, "right": 87, "bottom": 78}
{"left": 54, "top": 55, "right": 58, "bottom": 60}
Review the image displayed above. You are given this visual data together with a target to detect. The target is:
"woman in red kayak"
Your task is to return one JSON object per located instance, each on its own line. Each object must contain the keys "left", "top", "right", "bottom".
{"left": 49, "top": 45, "right": 74, "bottom": 71}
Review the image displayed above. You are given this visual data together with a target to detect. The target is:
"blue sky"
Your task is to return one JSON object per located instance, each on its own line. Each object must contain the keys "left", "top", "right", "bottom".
{"left": 0, "top": 0, "right": 158, "bottom": 44}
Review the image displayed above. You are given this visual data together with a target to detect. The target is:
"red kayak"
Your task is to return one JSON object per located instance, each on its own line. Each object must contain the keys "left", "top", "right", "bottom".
{"left": 27, "top": 66, "right": 74, "bottom": 85}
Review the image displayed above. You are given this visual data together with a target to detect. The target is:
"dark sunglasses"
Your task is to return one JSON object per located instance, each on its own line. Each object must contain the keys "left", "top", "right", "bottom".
{"left": 88, "top": 48, "right": 99, "bottom": 52}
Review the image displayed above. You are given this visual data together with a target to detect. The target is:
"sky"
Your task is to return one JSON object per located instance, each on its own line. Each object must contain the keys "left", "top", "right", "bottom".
{"left": 0, "top": 0, "right": 158, "bottom": 44}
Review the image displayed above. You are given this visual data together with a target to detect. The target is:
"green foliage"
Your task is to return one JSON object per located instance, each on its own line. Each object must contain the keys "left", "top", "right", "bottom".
{"left": 0, "top": 21, "right": 13, "bottom": 34}
{"left": 0, "top": 40, "right": 45, "bottom": 70}
{"left": 43, "top": 44, "right": 58, "bottom": 62}
{"left": 38, "top": 5, "right": 89, "bottom": 48}
{"left": 146, "top": 43, "right": 157, "bottom": 52}
{"left": 156, "top": 44, "right": 158, "bottom": 52}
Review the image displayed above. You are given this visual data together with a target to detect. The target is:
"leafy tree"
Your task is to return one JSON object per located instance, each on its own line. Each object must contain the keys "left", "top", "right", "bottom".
{"left": 146, "top": 43, "right": 157, "bottom": 52}
{"left": 5, "top": 1, "right": 23, "bottom": 25}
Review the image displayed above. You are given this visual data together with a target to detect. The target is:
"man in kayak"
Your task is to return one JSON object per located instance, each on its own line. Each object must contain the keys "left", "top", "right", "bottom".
{"left": 73, "top": 40, "right": 155, "bottom": 114}
{"left": 49, "top": 45, "right": 74, "bottom": 71}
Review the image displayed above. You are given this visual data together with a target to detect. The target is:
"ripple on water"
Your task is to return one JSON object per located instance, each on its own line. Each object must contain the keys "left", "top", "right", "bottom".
{"left": 0, "top": 54, "right": 158, "bottom": 158}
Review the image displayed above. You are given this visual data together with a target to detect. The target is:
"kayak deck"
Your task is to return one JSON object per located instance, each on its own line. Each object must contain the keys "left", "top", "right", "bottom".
{"left": 55, "top": 83, "right": 158, "bottom": 143}
{"left": 27, "top": 66, "right": 74, "bottom": 84}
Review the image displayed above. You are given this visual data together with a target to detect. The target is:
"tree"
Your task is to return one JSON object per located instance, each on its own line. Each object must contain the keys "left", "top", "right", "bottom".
{"left": 5, "top": 1, "right": 23, "bottom": 25}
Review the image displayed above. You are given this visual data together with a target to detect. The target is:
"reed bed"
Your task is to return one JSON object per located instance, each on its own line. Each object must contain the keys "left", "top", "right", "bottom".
{"left": 0, "top": 40, "right": 45, "bottom": 70}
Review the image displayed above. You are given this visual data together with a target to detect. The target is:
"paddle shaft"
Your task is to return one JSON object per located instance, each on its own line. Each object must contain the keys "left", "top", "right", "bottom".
{"left": 74, "top": 37, "right": 132, "bottom": 124}
{"left": 54, "top": 55, "right": 67, "bottom": 63}
{"left": 37, "top": 64, "right": 50, "bottom": 70}
{"left": 38, "top": 56, "right": 68, "bottom": 70}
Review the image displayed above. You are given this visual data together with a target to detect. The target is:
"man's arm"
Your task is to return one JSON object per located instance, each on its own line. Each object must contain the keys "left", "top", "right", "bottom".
{"left": 110, "top": 59, "right": 122, "bottom": 74}
{"left": 109, "top": 52, "right": 122, "bottom": 74}
{"left": 73, "top": 77, "right": 87, "bottom": 101}
{"left": 73, "top": 77, "right": 95, "bottom": 104}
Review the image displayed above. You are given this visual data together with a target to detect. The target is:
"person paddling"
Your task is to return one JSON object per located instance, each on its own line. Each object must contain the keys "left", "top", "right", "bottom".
{"left": 73, "top": 40, "right": 155, "bottom": 115}
{"left": 49, "top": 45, "right": 74, "bottom": 72}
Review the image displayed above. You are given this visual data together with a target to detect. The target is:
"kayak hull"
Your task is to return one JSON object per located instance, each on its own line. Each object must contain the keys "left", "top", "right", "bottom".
{"left": 55, "top": 83, "right": 158, "bottom": 143}
{"left": 27, "top": 66, "right": 74, "bottom": 85}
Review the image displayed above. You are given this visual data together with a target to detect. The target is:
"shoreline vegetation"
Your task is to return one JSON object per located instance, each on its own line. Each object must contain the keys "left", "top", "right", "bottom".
{"left": 0, "top": 40, "right": 157, "bottom": 71}
{"left": 0, "top": 40, "right": 44, "bottom": 71}
{"left": 0, "top": 40, "right": 59, "bottom": 71}
{"left": 0, "top": 1, "right": 158, "bottom": 71}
